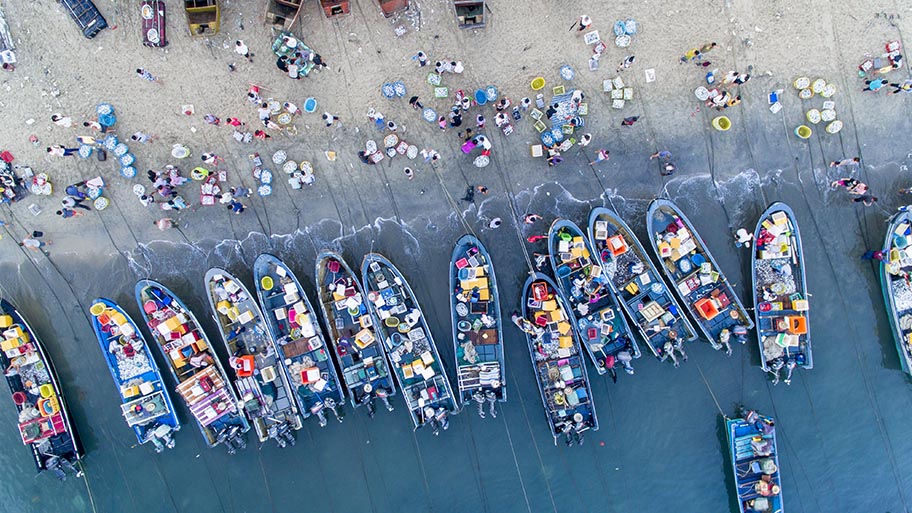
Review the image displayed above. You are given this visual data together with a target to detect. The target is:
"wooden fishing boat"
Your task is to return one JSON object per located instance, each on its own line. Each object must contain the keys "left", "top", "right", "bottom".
{"left": 0, "top": 299, "right": 82, "bottom": 479}
{"left": 361, "top": 253, "right": 458, "bottom": 434}
{"left": 881, "top": 209, "right": 912, "bottom": 375}
{"left": 134, "top": 280, "right": 249, "bottom": 453}
{"left": 588, "top": 207, "right": 697, "bottom": 366}
{"left": 548, "top": 219, "right": 640, "bottom": 378}
{"left": 449, "top": 235, "right": 505, "bottom": 418}
{"left": 204, "top": 268, "right": 303, "bottom": 445}
{"left": 517, "top": 273, "right": 597, "bottom": 446}
{"left": 751, "top": 202, "right": 811, "bottom": 383}
{"left": 314, "top": 251, "right": 396, "bottom": 416}
{"left": 646, "top": 199, "right": 754, "bottom": 354}
{"left": 252, "top": 255, "right": 345, "bottom": 427}
{"left": 89, "top": 297, "right": 180, "bottom": 452}
{"left": 726, "top": 409, "right": 783, "bottom": 513}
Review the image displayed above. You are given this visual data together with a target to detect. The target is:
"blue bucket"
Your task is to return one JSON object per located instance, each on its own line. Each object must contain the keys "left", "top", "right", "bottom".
{"left": 120, "top": 166, "right": 136, "bottom": 179}
{"left": 485, "top": 86, "right": 498, "bottom": 102}
{"left": 422, "top": 108, "right": 437, "bottom": 122}
{"left": 304, "top": 97, "right": 317, "bottom": 113}
{"left": 474, "top": 89, "right": 487, "bottom": 105}
{"left": 96, "top": 103, "right": 114, "bottom": 116}
{"left": 103, "top": 135, "right": 119, "bottom": 150}
{"left": 381, "top": 83, "right": 395, "bottom": 99}
{"left": 120, "top": 153, "right": 135, "bottom": 166}
{"left": 78, "top": 145, "right": 93, "bottom": 158}
{"left": 393, "top": 81, "right": 407, "bottom": 97}
{"left": 541, "top": 132, "right": 555, "bottom": 146}
{"left": 99, "top": 113, "right": 116, "bottom": 127}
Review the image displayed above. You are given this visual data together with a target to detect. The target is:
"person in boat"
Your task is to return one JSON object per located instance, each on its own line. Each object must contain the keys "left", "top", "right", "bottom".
{"left": 754, "top": 475, "right": 780, "bottom": 497}
{"left": 484, "top": 388, "right": 498, "bottom": 418}
{"left": 189, "top": 352, "right": 213, "bottom": 368}
{"left": 511, "top": 311, "right": 543, "bottom": 336}
{"left": 744, "top": 497, "right": 772, "bottom": 513}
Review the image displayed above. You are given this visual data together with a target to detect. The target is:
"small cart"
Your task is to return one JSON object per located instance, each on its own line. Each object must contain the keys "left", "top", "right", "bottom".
{"left": 454, "top": 0, "right": 485, "bottom": 29}
{"left": 184, "top": 0, "right": 219, "bottom": 36}
{"left": 141, "top": 0, "right": 167, "bottom": 47}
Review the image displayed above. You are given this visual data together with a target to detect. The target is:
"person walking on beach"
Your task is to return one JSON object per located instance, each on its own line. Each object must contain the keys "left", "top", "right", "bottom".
{"left": 156, "top": 218, "right": 176, "bottom": 231}
{"left": 136, "top": 68, "right": 162, "bottom": 84}
{"left": 616, "top": 55, "right": 635, "bottom": 73}
{"left": 524, "top": 214, "right": 542, "bottom": 224}
{"left": 204, "top": 114, "right": 221, "bottom": 126}
{"left": 62, "top": 195, "right": 91, "bottom": 211}
{"left": 888, "top": 79, "right": 912, "bottom": 95}
{"left": 235, "top": 40, "right": 253, "bottom": 62}
{"left": 409, "top": 96, "right": 423, "bottom": 110}
{"left": 254, "top": 130, "right": 271, "bottom": 140}
{"left": 650, "top": 150, "right": 672, "bottom": 161}
{"left": 699, "top": 42, "right": 718, "bottom": 54}
{"left": 404, "top": 167, "right": 414, "bottom": 180}
{"left": 19, "top": 236, "right": 51, "bottom": 252}
{"left": 323, "top": 113, "right": 340, "bottom": 127}
{"left": 476, "top": 185, "right": 489, "bottom": 195}
{"left": 680, "top": 48, "right": 701, "bottom": 63}
{"left": 578, "top": 133, "right": 592, "bottom": 147}
{"left": 46, "top": 145, "right": 78, "bottom": 157}
{"left": 830, "top": 157, "right": 860, "bottom": 169}
{"left": 621, "top": 116, "right": 640, "bottom": 126}
{"left": 861, "top": 249, "right": 886, "bottom": 261}
{"left": 51, "top": 114, "right": 73, "bottom": 128}
{"left": 589, "top": 149, "right": 610, "bottom": 165}
{"left": 831, "top": 177, "right": 867, "bottom": 195}
{"left": 414, "top": 51, "right": 429, "bottom": 67}
{"left": 853, "top": 195, "right": 878, "bottom": 206}
{"left": 56, "top": 208, "right": 84, "bottom": 219}
{"left": 488, "top": 218, "right": 502, "bottom": 229}
{"left": 228, "top": 199, "right": 246, "bottom": 214}
{"left": 862, "top": 78, "right": 887, "bottom": 92}
{"left": 575, "top": 15, "right": 592, "bottom": 32}
{"left": 131, "top": 131, "right": 157, "bottom": 143}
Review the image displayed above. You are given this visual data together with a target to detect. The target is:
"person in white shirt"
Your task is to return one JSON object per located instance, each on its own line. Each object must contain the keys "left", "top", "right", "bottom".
{"left": 234, "top": 40, "right": 253, "bottom": 61}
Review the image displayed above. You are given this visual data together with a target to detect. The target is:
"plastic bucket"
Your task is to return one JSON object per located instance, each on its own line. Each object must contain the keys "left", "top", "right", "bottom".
{"left": 261, "top": 276, "right": 274, "bottom": 291}
{"left": 474, "top": 89, "right": 488, "bottom": 105}
{"left": 711, "top": 116, "right": 731, "bottom": 131}
{"left": 90, "top": 303, "right": 106, "bottom": 316}
{"left": 531, "top": 77, "right": 545, "bottom": 90}
{"left": 304, "top": 97, "right": 317, "bottom": 113}
{"left": 794, "top": 125, "right": 812, "bottom": 139}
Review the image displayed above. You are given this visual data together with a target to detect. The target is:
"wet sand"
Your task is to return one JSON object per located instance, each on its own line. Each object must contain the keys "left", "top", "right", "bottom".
{"left": 0, "top": 0, "right": 911, "bottom": 511}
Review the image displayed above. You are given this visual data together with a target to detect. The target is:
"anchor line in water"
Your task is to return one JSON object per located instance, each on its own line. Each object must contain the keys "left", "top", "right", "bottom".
{"left": 497, "top": 408, "right": 534, "bottom": 513}
{"left": 485, "top": 144, "right": 536, "bottom": 277}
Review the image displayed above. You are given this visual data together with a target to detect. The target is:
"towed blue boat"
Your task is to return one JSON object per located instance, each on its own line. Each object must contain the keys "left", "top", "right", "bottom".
{"left": 89, "top": 298, "right": 180, "bottom": 452}
{"left": 751, "top": 202, "right": 811, "bottom": 384}
{"left": 646, "top": 199, "right": 754, "bottom": 354}
{"left": 449, "top": 234, "right": 506, "bottom": 418}
{"left": 362, "top": 253, "right": 458, "bottom": 434}
{"left": 726, "top": 409, "right": 783, "bottom": 513}
{"left": 135, "top": 280, "right": 250, "bottom": 453}
{"left": 314, "top": 251, "right": 397, "bottom": 416}
{"left": 517, "top": 273, "right": 598, "bottom": 446}
{"left": 879, "top": 209, "right": 912, "bottom": 376}
{"left": 588, "top": 207, "right": 697, "bottom": 366}
{"left": 253, "top": 255, "right": 346, "bottom": 427}
{"left": 548, "top": 218, "right": 640, "bottom": 379}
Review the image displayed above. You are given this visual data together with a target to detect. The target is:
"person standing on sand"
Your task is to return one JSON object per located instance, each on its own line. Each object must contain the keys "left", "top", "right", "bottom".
{"left": 235, "top": 40, "right": 253, "bottom": 62}
{"left": 51, "top": 114, "right": 73, "bottom": 128}
{"left": 56, "top": 208, "right": 84, "bottom": 219}
{"left": 681, "top": 48, "right": 701, "bottom": 63}
{"left": 576, "top": 15, "right": 592, "bottom": 32}
{"left": 323, "top": 113, "right": 340, "bottom": 127}
{"left": 589, "top": 149, "right": 610, "bottom": 165}
{"left": 136, "top": 68, "right": 162, "bottom": 84}
{"left": 19, "top": 237, "right": 51, "bottom": 251}
{"left": 621, "top": 116, "right": 640, "bottom": 126}
{"left": 156, "top": 218, "right": 176, "bottom": 231}
{"left": 488, "top": 218, "right": 502, "bottom": 229}
{"left": 699, "top": 42, "right": 718, "bottom": 54}
{"left": 524, "top": 214, "right": 542, "bottom": 224}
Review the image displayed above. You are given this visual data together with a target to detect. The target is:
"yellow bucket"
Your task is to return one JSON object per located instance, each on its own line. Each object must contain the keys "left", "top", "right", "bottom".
{"left": 795, "top": 125, "right": 812, "bottom": 139}
{"left": 260, "top": 276, "right": 274, "bottom": 291}
{"left": 711, "top": 116, "right": 731, "bottom": 131}
{"left": 90, "top": 303, "right": 106, "bottom": 316}
{"left": 531, "top": 77, "right": 545, "bottom": 90}
{"left": 39, "top": 383, "right": 55, "bottom": 399}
